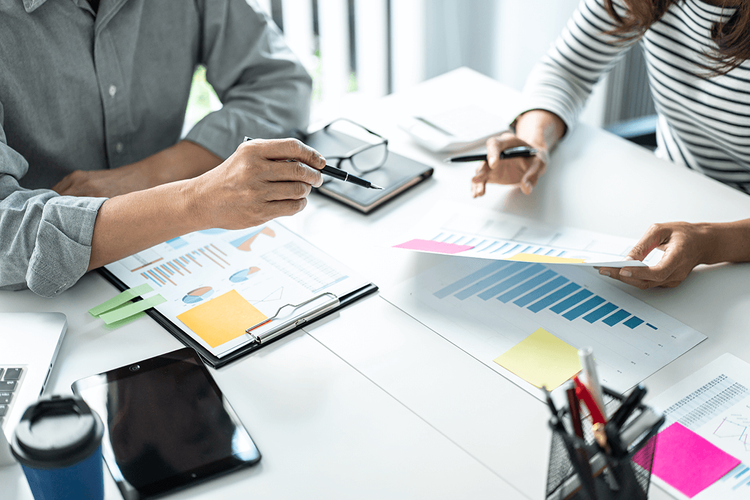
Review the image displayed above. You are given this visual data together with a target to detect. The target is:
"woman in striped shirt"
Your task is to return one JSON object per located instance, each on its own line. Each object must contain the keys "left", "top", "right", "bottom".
{"left": 472, "top": 0, "right": 750, "bottom": 289}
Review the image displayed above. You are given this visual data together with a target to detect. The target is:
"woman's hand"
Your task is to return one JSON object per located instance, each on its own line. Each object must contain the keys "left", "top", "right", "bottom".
{"left": 471, "top": 132, "right": 549, "bottom": 197}
{"left": 597, "top": 222, "right": 716, "bottom": 289}
{"left": 471, "top": 109, "right": 565, "bottom": 197}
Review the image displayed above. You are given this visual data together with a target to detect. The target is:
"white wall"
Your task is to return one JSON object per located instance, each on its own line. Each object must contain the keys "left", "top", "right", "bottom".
{"left": 492, "top": 0, "right": 608, "bottom": 126}
{"left": 420, "top": 0, "right": 608, "bottom": 127}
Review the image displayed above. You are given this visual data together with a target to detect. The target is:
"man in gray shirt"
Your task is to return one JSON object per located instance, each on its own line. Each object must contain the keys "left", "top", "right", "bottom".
{"left": 0, "top": 0, "right": 324, "bottom": 297}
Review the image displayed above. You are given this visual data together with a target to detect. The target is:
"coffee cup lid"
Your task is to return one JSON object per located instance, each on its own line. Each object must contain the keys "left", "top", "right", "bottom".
{"left": 11, "top": 395, "right": 103, "bottom": 469}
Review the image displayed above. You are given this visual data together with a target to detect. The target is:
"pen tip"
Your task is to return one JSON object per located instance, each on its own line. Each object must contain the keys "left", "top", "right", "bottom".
{"left": 370, "top": 184, "right": 384, "bottom": 190}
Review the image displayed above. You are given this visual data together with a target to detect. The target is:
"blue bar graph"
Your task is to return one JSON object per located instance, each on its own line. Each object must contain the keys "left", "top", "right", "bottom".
{"left": 550, "top": 290, "right": 593, "bottom": 314}
{"left": 734, "top": 466, "right": 748, "bottom": 479}
{"left": 528, "top": 282, "right": 581, "bottom": 313}
{"left": 434, "top": 262, "right": 655, "bottom": 331}
{"left": 563, "top": 296, "right": 606, "bottom": 320}
{"left": 501, "top": 244, "right": 521, "bottom": 255}
{"left": 514, "top": 276, "right": 569, "bottom": 307}
{"left": 624, "top": 317, "right": 645, "bottom": 329}
{"left": 603, "top": 309, "right": 630, "bottom": 326}
{"left": 583, "top": 303, "right": 617, "bottom": 323}
{"left": 434, "top": 261, "right": 508, "bottom": 299}
{"left": 478, "top": 264, "right": 545, "bottom": 300}
{"left": 497, "top": 270, "right": 557, "bottom": 303}
{"left": 490, "top": 243, "right": 510, "bottom": 254}
{"left": 455, "top": 262, "right": 526, "bottom": 300}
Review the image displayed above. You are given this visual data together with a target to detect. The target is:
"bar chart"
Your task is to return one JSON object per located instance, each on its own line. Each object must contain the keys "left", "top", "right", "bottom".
{"left": 138, "top": 245, "right": 230, "bottom": 288}
{"left": 433, "top": 260, "right": 658, "bottom": 331}
{"left": 384, "top": 257, "right": 705, "bottom": 397}
{"left": 391, "top": 201, "right": 664, "bottom": 267}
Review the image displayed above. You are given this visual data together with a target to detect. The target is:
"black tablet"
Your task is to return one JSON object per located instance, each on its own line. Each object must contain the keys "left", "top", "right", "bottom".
{"left": 72, "top": 348, "right": 261, "bottom": 500}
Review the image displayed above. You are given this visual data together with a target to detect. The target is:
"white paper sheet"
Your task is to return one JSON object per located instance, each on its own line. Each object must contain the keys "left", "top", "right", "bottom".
{"left": 382, "top": 256, "right": 705, "bottom": 400}
{"left": 648, "top": 354, "right": 750, "bottom": 499}
{"left": 391, "top": 202, "right": 663, "bottom": 268}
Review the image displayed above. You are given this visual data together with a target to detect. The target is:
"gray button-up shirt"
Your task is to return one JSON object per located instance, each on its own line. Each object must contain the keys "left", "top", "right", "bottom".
{"left": 0, "top": 0, "right": 312, "bottom": 297}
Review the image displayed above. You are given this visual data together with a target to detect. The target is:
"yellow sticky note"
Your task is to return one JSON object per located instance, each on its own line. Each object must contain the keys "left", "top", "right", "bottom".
{"left": 177, "top": 290, "right": 267, "bottom": 348}
{"left": 493, "top": 328, "right": 581, "bottom": 390}
{"left": 508, "top": 253, "right": 585, "bottom": 264}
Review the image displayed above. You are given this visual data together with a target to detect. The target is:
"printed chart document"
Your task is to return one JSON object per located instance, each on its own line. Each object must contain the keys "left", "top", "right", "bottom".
{"left": 102, "top": 221, "right": 374, "bottom": 366}
{"left": 382, "top": 257, "right": 705, "bottom": 399}
{"left": 392, "top": 202, "right": 663, "bottom": 268}
{"left": 647, "top": 354, "right": 750, "bottom": 499}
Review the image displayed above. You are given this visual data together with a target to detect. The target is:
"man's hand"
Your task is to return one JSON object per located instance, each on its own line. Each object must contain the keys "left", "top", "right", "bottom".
{"left": 471, "top": 132, "right": 549, "bottom": 197}
{"left": 52, "top": 167, "right": 152, "bottom": 197}
{"left": 52, "top": 141, "right": 223, "bottom": 197}
{"left": 88, "top": 138, "right": 326, "bottom": 271}
{"left": 597, "top": 222, "right": 715, "bottom": 289}
{"left": 188, "top": 138, "right": 325, "bottom": 230}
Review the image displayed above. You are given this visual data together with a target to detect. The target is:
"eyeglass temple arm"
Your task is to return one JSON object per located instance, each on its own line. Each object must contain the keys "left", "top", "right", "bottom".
{"left": 323, "top": 117, "right": 385, "bottom": 141}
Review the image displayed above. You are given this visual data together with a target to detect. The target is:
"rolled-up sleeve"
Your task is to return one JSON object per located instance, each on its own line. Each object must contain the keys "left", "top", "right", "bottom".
{"left": 0, "top": 124, "right": 105, "bottom": 297}
{"left": 185, "top": 0, "right": 313, "bottom": 159}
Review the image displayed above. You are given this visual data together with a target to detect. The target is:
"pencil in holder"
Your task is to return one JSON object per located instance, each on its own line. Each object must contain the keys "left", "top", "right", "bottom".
{"left": 545, "top": 386, "right": 664, "bottom": 500}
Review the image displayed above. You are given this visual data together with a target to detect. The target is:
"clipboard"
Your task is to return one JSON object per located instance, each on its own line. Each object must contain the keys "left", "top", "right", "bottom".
{"left": 98, "top": 222, "right": 378, "bottom": 368}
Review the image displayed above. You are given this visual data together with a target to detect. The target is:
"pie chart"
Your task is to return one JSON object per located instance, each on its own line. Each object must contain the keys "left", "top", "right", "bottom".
{"left": 183, "top": 286, "right": 214, "bottom": 304}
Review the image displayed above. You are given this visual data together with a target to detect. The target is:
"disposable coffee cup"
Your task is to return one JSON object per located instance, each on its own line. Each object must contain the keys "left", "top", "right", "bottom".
{"left": 10, "top": 395, "right": 104, "bottom": 500}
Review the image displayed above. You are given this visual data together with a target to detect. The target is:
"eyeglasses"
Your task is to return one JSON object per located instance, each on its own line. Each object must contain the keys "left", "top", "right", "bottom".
{"left": 322, "top": 118, "right": 389, "bottom": 175}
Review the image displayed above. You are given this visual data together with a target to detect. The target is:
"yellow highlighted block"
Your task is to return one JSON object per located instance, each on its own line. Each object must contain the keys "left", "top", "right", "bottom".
{"left": 508, "top": 253, "right": 585, "bottom": 264}
{"left": 494, "top": 328, "right": 581, "bottom": 390}
{"left": 177, "top": 289, "right": 267, "bottom": 348}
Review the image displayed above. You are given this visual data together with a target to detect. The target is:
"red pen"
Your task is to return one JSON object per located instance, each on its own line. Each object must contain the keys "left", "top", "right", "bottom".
{"left": 574, "top": 375, "right": 609, "bottom": 450}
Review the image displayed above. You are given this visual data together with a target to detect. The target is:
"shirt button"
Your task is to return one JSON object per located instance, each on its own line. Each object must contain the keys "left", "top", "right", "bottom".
{"left": 115, "top": 142, "right": 124, "bottom": 153}
{"left": 109, "top": 85, "right": 117, "bottom": 97}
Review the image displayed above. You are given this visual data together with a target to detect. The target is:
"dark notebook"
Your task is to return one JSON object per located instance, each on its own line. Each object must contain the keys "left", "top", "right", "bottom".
{"left": 304, "top": 127, "right": 434, "bottom": 213}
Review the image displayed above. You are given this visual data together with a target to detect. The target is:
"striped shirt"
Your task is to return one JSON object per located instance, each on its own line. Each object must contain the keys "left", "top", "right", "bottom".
{"left": 523, "top": 0, "right": 750, "bottom": 192}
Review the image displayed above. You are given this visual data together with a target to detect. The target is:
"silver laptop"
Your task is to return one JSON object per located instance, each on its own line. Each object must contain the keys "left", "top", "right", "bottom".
{"left": 0, "top": 312, "right": 67, "bottom": 466}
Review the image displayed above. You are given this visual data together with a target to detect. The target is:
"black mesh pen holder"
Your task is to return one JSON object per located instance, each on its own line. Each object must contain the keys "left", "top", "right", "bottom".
{"left": 546, "top": 387, "right": 664, "bottom": 500}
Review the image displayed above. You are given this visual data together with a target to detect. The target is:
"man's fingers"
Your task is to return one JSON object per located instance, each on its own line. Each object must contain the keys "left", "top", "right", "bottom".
{"left": 266, "top": 197, "right": 308, "bottom": 217}
{"left": 266, "top": 181, "right": 313, "bottom": 201}
{"left": 265, "top": 160, "right": 323, "bottom": 187}
{"left": 244, "top": 138, "right": 326, "bottom": 170}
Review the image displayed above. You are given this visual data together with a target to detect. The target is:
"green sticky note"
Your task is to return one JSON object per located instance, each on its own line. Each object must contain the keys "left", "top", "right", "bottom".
{"left": 99, "top": 294, "right": 166, "bottom": 325}
{"left": 104, "top": 311, "right": 146, "bottom": 330}
{"left": 89, "top": 283, "right": 154, "bottom": 317}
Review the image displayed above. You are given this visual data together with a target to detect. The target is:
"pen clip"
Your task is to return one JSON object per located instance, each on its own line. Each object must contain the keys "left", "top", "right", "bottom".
{"left": 245, "top": 291, "right": 339, "bottom": 344}
{"left": 573, "top": 376, "right": 606, "bottom": 425}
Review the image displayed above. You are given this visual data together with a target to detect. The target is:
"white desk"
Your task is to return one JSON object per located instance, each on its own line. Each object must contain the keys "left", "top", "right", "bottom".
{"left": 4, "top": 68, "right": 750, "bottom": 499}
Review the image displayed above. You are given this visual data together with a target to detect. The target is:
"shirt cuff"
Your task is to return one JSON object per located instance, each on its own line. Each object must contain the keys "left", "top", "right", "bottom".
{"left": 26, "top": 196, "right": 106, "bottom": 297}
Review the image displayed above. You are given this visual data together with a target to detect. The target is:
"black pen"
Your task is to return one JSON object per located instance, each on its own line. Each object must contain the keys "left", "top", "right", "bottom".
{"left": 542, "top": 386, "right": 566, "bottom": 433}
{"left": 242, "top": 137, "right": 382, "bottom": 190}
{"left": 444, "top": 146, "right": 537, "bottom": 163}
{"left": 610, "top": 384, "right": 647, "bottom": 430}
{"left": 320, "top": 165, "right": 383, "bottom": 190}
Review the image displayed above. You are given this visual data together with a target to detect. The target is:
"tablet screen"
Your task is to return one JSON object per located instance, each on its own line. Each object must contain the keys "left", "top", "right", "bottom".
{"left": 72, "top": 348, "right": 260, "bottom": 500}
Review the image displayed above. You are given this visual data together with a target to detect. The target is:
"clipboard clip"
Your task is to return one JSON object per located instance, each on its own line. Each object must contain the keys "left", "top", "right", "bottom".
{"left": 244, "top": 292, "right": 340, "bottom": 345}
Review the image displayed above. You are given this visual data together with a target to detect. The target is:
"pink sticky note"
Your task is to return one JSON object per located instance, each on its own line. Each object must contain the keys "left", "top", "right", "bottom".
{"left": 393, "top": 239, "right": 474, "bottom": 254}
{"left": 637, "top": 422, "right": 740, "bottom": 498}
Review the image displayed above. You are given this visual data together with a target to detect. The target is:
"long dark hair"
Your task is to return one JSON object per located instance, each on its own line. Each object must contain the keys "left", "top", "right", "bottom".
{"left": 604, "top": 0, "right": 750, "bottom": 73}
